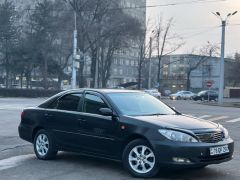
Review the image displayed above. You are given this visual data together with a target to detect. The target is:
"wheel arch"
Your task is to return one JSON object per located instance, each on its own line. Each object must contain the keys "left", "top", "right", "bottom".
{"left": 122, "top": 134, "right": 152, "bottom": 155}
{"left": 32, "top": 126, "right": 45, "bottom": 142}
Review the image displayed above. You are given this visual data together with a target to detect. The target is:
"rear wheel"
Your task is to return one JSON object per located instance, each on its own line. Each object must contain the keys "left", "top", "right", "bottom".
{"left": 123, "top": 139, "right": 159, "bottom": 178}
{"left": 33, "top": 129, "right": 57, "bottom": 160}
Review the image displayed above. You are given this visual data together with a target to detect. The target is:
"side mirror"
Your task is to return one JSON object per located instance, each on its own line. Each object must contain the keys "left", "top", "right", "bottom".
{"left": 99, "top": 108, "right": 113, "bottom": 116}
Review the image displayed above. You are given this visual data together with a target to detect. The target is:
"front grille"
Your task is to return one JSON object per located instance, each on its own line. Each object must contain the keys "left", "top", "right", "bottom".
{"left": 195, "top": 131, "right": 224, "bottom": 143}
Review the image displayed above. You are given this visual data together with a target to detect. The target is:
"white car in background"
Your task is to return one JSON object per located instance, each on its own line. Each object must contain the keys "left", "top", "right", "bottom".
{"left": 169, "top": 91, "right": 195, "bottom": 100}
{"left": 144, "top": 89, "right": 161, "bottom": 99}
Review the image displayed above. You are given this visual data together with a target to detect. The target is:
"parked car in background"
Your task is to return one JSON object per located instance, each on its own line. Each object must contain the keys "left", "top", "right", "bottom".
{"left": 164, "top": 89, "right": 171, "bottom": 96}
{"left": 193, "top": 90, "right": 218, "bottom": 101}
{"left": 169, "top": 91, "right": 195, "bottom": 100}
{"left": 18, "top": 89, "right": 234, "bottom": 178}
{"left": 144, "top": 89, "right": 161, "bottom": 99}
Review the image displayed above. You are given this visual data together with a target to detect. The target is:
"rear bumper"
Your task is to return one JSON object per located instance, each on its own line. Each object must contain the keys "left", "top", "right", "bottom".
{"left": 151, "top": 138, "right": 234, "bottom": 167}
{"left": 18, "top": 124, "right": 33, "bottom": 143}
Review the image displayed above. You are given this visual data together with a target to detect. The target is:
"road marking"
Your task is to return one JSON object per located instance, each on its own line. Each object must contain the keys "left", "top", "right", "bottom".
{"left": 227, "top": 118, "right": 240, "bottom": 123}
{"left": 207, "top": 116, "right": 229, "bottom": 121}
{"left": 0, "top": 105, "right": 23, "bottom": 110}
{"left": 198, "top": 115, "right": 212, "bottom": 119}
{"left": 0, "top": 154, "right": 34, "bottom": 171}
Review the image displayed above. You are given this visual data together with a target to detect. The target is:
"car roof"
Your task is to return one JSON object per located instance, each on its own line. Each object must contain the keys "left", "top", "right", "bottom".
{"left": 65, "top": 88, "right": 141, "bottom": 94}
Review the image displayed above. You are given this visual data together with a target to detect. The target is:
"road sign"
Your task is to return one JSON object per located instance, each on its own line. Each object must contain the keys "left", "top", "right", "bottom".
{"left": 205, "top": 80, "right": 214, "bottom": 88}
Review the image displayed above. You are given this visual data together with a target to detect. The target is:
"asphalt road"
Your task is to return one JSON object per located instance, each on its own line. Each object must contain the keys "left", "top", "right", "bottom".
{"left": 0, "top": 98, "right": 239, "bottom": 180}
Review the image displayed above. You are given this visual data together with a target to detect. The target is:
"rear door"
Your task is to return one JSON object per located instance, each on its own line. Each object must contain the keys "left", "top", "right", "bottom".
{"left": 45, "top": 93, "right": 83, "bottom": 149}
{"left": 76, "top": 91, "right": 120, "bottom": 157}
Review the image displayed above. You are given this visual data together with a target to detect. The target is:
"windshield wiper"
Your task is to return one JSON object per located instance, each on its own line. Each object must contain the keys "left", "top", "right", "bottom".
{"left": 143, "top": 113, "right": 168, "bottom": 116}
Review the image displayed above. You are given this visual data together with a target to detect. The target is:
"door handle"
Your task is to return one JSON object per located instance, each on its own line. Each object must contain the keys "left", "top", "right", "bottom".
{"left": 44, "top": 113, "right": 53, "bottom": 117}
{"left": 77, "top": 118, "right": 86, "bottom": 122}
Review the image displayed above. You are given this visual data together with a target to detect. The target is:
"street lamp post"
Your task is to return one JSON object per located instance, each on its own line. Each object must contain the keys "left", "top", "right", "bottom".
{"left": 71, "top": 11, "right": 77, "bottom": 89}
{"left": 213, "top": 11, "right": 237, "bottom": 104}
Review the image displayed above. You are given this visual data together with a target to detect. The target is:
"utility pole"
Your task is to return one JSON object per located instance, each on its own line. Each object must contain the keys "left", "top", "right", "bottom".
{"left": 219, "top": 20, "right": 226, "bottom": 105}
{"left": 213, "top": 11, "right": 237, "bottom": 104}
{"left": 148, "top": 37, "right": 152, "bottom": 89}
{"left": 71, "top": 11, "right": 77, "bottom": 89}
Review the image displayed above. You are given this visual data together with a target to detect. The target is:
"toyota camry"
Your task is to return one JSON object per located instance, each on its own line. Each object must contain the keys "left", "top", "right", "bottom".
{"left": 18, "top": 89, "right": 234, "bottom": 178}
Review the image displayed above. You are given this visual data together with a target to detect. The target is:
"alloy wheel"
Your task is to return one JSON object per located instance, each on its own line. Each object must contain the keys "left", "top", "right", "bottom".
{"left": 128, "top": 145, "right": 155, "bottom": 174}
{"left": 36, "top": 134, "right": 49, "bottom": 156}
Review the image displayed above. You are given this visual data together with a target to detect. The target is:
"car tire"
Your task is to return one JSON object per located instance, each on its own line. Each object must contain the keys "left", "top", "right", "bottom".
{"left": 177, "top": 96, "right": 181, "bottom": 100}
{"left": 201, "top": 97, "right": 205, "bottom": 101}
{"left": 33, "top": 129, "right": 58, "bottom": 160}
{"left": 122, "top": 139, "right": 159, "bottom": 178}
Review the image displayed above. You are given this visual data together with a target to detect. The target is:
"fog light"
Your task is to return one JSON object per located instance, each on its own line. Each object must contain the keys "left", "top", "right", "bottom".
{"left": 173, "top": 157, "right": 191, "bottom": 163}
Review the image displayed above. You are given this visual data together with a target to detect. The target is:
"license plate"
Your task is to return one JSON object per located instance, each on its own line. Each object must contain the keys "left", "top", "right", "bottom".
{"left": 210, "top": 145, "right": 229, "bottom": 156}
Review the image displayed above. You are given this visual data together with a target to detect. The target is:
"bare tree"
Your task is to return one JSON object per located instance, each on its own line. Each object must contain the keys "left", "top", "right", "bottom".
{"left": 0, "top": 0, "right": 19, "bottom": 88}
{"left": 225, "top": 53, "right": 240, "bottom": 87}
{"left": 99, "top": 13, "right": 141, "bottom": 88}
{"left": 153, "top": 17, "right": 183, "bottom": 90}
{"left": 185, "top": 43, "right": 219, "bottom": 90}
{"left": 66, "top": 0, "right": 142, "bottom": 88}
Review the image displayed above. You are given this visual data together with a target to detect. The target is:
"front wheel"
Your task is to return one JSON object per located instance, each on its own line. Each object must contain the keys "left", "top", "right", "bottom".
{"left": 123, "top": 139, "right": 159, "bottom": 178}
{"left": 34, "top": 129, "right": 58, "bottom": 160}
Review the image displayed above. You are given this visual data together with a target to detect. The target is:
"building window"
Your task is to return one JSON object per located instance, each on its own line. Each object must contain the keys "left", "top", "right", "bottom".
{"left": 135, "top": 61, "right": 138, "bottom": 66}
{"left": 131, "top": 60, "right": 134, "bottom": 66}
{"left": 114, "top": 68, "right": 117, "bottom": 75}
{"left": 119, "top": 69, "right": 123, "bottom": 75}
{"left": 120, "top": 59, "right": 124, "bottom": 65}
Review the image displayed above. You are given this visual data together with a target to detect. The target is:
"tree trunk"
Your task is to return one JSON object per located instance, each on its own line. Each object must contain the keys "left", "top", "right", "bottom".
{"left": 78, "top": 61, "right": 84, "bottom": 88}
{"left": 186, "top": 71, "right": 191, "bottom": 91}
{"left": 43, "top": 57, "right": 48, "bottom": 90}
{"left": 90, "top": 49, "right": 97, "bottom": 88}
{"left": 20, "top": 72, "right": 23, "bottom": 88}
{"left": 26, "top": 72, "right": 31, "bottom": 89}
{"left": 5, "top": 56, "right": 9, "bottom": 89}
{"left": 57, "top": 74, "right": 62, "bottom": 90}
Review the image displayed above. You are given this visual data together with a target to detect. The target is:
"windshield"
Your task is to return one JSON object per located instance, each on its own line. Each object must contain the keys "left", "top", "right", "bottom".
{"left": 198, "top": 91, "right": 206, "bottom": 96}
{"left": 107, "top": 92, "right": 176, "bottom": 116}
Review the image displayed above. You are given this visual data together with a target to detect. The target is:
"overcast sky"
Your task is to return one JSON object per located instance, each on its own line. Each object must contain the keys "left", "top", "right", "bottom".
{"left": 146, "top": 0, "right": 240, "bottom": 57}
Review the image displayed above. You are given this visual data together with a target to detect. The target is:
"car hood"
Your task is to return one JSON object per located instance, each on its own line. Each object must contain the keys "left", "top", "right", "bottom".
{"left": 127, "top": 114, "right": 219, "bottom": 130}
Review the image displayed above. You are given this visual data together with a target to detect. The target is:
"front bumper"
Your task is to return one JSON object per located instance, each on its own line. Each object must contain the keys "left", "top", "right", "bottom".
{"left": 151, "top": 138, "right": 234, "bottom": 167}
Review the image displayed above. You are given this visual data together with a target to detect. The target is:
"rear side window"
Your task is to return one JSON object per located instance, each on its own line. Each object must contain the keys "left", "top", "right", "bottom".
{"left": 83, "top": 94, "right": 108, "bottom": 115}
{"left": 57, "top": 93, "right": 82, "bottom": 112}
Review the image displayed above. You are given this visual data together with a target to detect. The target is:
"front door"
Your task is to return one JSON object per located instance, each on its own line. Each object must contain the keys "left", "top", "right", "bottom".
{"left": 76, "top": 92, "right": 120, "bottom": 157}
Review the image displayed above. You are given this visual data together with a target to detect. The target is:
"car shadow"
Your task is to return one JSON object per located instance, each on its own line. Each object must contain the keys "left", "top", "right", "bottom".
{"left": 54, "top": 152, "right": 227, "bottom": 179}
{"left": 155, "top": 166, "right": 226, "bottom": 179}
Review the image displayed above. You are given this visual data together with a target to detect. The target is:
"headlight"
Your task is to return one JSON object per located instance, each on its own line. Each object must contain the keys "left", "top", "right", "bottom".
{"left": 158, "top": 129, "right": 198, "bottom": 143}
{"left": 223, "top": 128, "right": 229, "bottom": 139}
{"left": 219, "top": 124, "right": 230, "bottom": 139}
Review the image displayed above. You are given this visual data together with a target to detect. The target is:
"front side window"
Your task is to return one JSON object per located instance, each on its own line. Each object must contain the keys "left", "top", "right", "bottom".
{"left": 83, "top": 94, "right": 108, "bottom": 115}
{"left": 108, "top": 92, "right": 176, "bottom": 116}
{"left": 57, "top": 93, "right": 82, "bottom": 112}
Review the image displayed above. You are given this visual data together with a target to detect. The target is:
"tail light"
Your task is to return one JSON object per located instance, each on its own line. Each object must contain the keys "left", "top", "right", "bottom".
{"left": 21, "top": 111, "right": 24, "bottom": 120}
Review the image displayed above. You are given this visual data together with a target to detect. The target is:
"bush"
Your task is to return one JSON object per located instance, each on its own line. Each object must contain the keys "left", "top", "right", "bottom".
{"left": 0, "top": 88, "right": 61, "bottom": 98}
